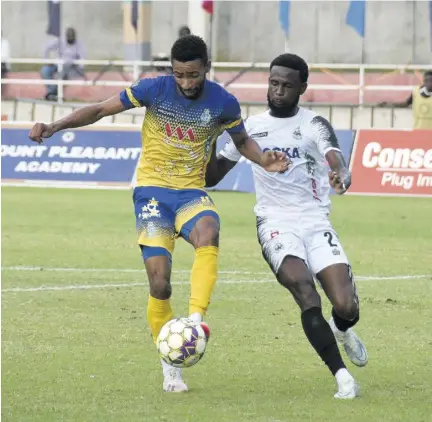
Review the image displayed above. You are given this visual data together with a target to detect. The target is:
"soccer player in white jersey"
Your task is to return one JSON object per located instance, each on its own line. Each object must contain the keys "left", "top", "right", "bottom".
{"left": 205, "top": 53, "right": 368, "bottom": 399}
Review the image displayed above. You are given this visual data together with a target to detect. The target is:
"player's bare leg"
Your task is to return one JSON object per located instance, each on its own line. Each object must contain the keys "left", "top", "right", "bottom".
{"left": 187, "top": 215, "right": 219, "bottom": 331}
{"left": 144, "top": 253, "right": 188, "bottom": 393}
{"left": 317, "top": 264, "right": 368, "bottom": 368}
{"left": 276, "top": 256, "right": 359, "bottom": 399}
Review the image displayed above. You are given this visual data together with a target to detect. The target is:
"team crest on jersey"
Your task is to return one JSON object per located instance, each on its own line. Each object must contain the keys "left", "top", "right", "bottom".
{"left": 293, "top": 127, "right": 302, "bottom": 140}
{"left": 200, "top": 109, "right": 211, "bottom": 125}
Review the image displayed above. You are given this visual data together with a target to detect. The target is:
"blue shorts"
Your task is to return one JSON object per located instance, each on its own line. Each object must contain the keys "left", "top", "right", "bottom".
{"left": 133, "top": 186, "right": 220, "bottom": 259}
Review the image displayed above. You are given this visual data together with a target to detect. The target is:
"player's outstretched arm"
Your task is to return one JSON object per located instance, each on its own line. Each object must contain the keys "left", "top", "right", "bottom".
{"left": 29, "top": 95, "right": 126, "bottom": 144}
{"left": 230, "top": 129, "right": 290, "bottom": 173}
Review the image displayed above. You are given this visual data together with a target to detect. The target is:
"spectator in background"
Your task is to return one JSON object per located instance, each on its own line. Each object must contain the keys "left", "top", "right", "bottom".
{"left": 379, "top": 71, "right": 432, "bottom": 129}
{"left": 178, "top": 25, "right": 191, "bottom": 38}
{"left": 1, "top": 31, "right": 11, "bottom": 98}
{"left": 41, "top": 27, "right": 85, "bottom": 101}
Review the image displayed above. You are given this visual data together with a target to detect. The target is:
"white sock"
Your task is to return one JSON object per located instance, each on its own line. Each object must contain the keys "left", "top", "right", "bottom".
{"left": 161, "top": 359, "right": 178, "bottom": 376}
{"left": 335, "top": 368, "right": 353, "bottom": 385}
{"left": 189, "top": 312, "right": 203, "bottom": 323}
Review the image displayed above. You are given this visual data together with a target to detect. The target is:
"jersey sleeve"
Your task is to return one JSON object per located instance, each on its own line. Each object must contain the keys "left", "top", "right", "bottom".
{"left": 120, "top": 77, "right": 160, "bottom": 109}
{"left": 310, "top": 115, "right": 341, "bottom": 157}
{"left": 219, "top": 94, "right": 245, "bottom": 134}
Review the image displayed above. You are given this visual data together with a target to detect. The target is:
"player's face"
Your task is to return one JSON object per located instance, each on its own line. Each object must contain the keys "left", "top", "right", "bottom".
{"left": 424, "top": 74, "right": 432, "bottom": 93}
{"left": 172, "top": 59, "right": 209, "bottom": 99}
{"left": 267, "top": 66, "right": 307, "bottom": 117}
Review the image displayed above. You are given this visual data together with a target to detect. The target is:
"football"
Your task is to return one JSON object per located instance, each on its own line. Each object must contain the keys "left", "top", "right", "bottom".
{"left": 156, "top": 318, "right": 209, "bottom": 368}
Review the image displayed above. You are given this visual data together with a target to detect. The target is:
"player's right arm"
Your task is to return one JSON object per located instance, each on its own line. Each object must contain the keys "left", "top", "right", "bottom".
{"left": 29, "top": 78, "right": 158, "bottom": 144}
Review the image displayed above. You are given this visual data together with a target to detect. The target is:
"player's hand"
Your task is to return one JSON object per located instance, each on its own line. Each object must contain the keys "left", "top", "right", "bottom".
{"left": 329, "top": 170, "right": 351, "bottom": 195}
{"left": 29, "top": 123, "right": 55, "bottom": 144}
{"left": 260, "top": 150, "right": 291, "bottom": 173}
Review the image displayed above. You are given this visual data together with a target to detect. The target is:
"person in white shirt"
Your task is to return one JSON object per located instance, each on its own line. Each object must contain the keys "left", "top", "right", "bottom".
{"left": 205, "top": 53, "right": 368, "bottom": 399}
{"left": 1, "top": 32, "right": 11, "bottom": 98}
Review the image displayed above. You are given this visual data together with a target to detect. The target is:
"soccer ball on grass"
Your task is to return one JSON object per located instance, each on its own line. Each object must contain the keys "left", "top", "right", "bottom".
{"left": 156, "top": 317, "right": 209, "bottom": 368}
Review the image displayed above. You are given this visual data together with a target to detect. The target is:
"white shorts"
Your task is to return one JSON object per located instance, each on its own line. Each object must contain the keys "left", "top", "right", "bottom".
{"left": 256, "top": 213, "right": 350, "bottom": 275}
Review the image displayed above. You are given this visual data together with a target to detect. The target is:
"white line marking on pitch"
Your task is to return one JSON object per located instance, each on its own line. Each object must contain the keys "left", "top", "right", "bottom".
{"left": 2, "top": 265, "right": 268, "bottom": 276}
{"left": 3, "top": 266, "right": 432, "bottom": 281}
{"left": 1, "top": 266, "right": 430, "bottom": 293}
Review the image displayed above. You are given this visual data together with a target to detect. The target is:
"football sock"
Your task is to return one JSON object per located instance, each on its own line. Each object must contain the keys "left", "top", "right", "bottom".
{"left": 147, "top": 295, "right": 173, "bottom": 342}
{"left": 332, "top": 308, "right": 360, "bottom": 332}
{"left": 189, "top": 246, "right": 219, "bottom": 317}
{"left": 301, "top": 307, "right": 346, "bottom": 376}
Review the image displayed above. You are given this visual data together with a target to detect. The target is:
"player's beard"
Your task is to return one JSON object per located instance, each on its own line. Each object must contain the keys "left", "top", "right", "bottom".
{"left": 267, "top": 92, "right": 300, "bottom": 118}
{"left": 177, "top": 81, "right": 206, "bottom": 100}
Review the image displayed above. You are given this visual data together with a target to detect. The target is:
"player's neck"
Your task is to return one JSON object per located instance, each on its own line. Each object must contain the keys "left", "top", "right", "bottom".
{"left": 269, "top": 105, "right": 300, "bottom": 118}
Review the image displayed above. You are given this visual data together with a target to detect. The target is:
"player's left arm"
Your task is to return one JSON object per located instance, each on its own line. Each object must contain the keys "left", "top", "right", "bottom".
{"left": 221, "top": 96, "right": 289, "bottom": 173}
{"left": 205, "top": 135, "right": 240, "bottom": 187}
{"left": 311, "top": 115, "right": 351, "bottom": 195}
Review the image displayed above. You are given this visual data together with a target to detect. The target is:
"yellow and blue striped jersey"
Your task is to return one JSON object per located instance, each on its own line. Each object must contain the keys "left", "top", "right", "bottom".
{"left": 120, "top": 76, "right": 245, "bottom": 189}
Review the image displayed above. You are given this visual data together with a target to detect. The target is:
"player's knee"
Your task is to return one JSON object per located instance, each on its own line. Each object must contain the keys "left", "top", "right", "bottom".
{"left": 148, "top": 272, "right": 171, "bottom": 300}
{"left": 333, "top": 298, "right": 358, "bottom": 321}
{"left": 190, "top": 217, "right": 220, "bottom": 248}
{"left": 277, "top": 274, "right": 320, "bottom": 311}
{"left": 145, "top": 259, "right": 172, "bottom": 299}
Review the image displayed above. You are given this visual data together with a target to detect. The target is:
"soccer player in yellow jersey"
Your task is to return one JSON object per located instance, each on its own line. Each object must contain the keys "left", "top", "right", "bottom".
{"left": 379, "top": 70, "right": 432, "bottom": 129}
{"left": 29, "top": 35, "right": 289, "bottom": 392}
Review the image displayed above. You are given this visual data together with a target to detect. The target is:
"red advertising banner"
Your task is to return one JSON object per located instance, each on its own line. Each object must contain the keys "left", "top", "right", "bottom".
{"left": 349, "top": 130, "right": 432, "bottom": 197}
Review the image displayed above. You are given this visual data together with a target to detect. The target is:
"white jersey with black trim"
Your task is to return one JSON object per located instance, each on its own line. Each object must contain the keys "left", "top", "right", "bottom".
{"left": 219, "top": 108, "right": 341, "bottom": 217}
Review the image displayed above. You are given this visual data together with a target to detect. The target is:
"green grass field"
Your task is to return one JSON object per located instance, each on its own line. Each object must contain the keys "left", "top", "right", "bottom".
{"left": 2, "top": 187, "right": 432, "bottom": 422}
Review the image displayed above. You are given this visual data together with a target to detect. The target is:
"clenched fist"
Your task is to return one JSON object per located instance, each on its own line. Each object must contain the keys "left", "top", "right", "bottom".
{"left": 29, "top": 123, "right": 56, "bottom": 144}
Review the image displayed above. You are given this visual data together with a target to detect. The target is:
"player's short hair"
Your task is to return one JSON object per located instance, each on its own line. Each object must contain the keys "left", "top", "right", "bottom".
{"left": 270, "top": 54, "right": 309, "bottom": 83}
{"left": 424, "top": 70, "right": 432, "bottom": 78}
{"left": 171, "top": 35, "right": 208, "bottom": 64}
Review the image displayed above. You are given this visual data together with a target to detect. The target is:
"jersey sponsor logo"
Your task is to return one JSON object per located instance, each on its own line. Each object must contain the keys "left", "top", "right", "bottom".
{"left": 164, "top": 123, "right": 196, "bottom": 142}
{"left": 250, "top": 131, "right": 268, "bottom": 138}
{"left": 263, "top": 147, "right": 300, "bottom": 159}
{"left": 311, "top": 177, "right": 321, "bottom": 202}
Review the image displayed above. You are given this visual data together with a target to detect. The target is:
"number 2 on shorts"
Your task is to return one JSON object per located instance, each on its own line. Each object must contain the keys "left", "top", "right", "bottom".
{"left": 324, "top": 231, "right": 338, "bottom": 247}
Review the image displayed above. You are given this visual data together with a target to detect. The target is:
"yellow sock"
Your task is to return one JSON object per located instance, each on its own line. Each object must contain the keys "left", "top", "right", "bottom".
{"left": 189, "top": 246, "right": 219, "bottom": 317}
{"left": 147, "top": 295, "right": 174, "bottom": 342}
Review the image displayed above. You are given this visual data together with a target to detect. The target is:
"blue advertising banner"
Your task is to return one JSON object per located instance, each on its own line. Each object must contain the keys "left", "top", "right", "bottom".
{"left": 1, "top": 124, "right": 142, "bottom": 187}
{"left": 210, "top": 130, "right": 355, "bottom": 194}
{"left": 1, "top": 124, "right": 355, "bottom": 193}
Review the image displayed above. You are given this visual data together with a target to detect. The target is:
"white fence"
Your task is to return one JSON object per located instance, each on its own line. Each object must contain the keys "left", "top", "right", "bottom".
{"left": 2, "top": 58, "right": 432, "bottom": 105}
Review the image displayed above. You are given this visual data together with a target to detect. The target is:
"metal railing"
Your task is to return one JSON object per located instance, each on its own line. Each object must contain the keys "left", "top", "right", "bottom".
{"left": 2, "top": 97, "right": 413, "bottom": 130}
{"left": 2, "top": 58, "right": 431, "bottom": 105}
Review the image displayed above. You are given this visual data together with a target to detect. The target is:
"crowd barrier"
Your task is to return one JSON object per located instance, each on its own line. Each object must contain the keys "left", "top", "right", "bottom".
{"left": 1, "top": 123, "right": 430, "bottom": 197}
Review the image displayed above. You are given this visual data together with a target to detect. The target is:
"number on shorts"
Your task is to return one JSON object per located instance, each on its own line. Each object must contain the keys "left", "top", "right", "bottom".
{"left": 324, "top": 231, "right": 338, "bottom": 247}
